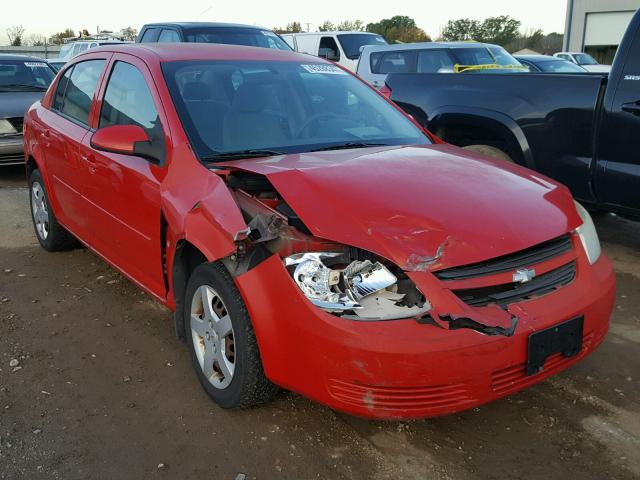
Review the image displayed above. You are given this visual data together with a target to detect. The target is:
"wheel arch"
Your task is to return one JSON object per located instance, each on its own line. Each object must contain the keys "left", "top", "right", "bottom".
{"left": 428, "top": 107, "right": 534, "bottom": 168}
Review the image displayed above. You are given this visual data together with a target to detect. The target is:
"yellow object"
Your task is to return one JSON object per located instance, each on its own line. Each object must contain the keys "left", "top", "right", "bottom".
{"left": 454, "top": 64, "right": 529, "bottom": 73}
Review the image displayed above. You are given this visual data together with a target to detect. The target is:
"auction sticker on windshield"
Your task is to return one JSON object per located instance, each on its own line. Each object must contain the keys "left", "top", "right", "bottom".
{"left": 302, "top": 64, "right": 347, "bottom": 75}
{"left": 24, "top": 62, "right": 49, "bottom": 68}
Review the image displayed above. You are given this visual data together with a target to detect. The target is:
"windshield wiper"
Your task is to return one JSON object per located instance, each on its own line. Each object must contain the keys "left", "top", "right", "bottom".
{"left": 202, "top": 149, "right": 285, "bottom": 162}
{"left": 309, "top": 142, "right": 389, "bottom": 152}
{"left": 0, "top": 83, "right": 48, "bottom": 91}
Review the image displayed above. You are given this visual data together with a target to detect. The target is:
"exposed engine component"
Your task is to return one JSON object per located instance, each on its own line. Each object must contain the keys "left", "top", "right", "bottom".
{"left": 285, "top": 252, "right": 430, "bottom": 320}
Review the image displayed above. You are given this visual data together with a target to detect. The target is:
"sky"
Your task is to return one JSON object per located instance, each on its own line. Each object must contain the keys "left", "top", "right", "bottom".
{"left": 1, "top": 0, "right": 569, "bottom": 44}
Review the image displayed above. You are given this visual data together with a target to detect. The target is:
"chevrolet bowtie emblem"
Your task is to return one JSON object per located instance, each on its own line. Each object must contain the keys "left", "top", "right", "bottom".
{"left": 513, "top": 268, "right": 536, "bottom": 283}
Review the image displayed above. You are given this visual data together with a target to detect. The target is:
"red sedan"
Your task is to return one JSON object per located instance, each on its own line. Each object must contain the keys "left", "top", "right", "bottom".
{"left": 23, "top": 44, "right": 615, "bottom": 419}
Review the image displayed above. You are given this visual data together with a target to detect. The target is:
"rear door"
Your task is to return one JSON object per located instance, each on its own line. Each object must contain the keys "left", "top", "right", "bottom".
{"left": 40, "top": 56, "right": 108, "bottom": 235}
{"left": 596, "top": 26, "right": 640, "bottom": 211}
{"left": 79, "top": 54, "right": 167, "bottom": 297}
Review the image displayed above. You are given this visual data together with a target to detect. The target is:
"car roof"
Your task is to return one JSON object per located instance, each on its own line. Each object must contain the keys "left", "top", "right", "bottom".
{"left": 281, "top": 31, "right": 380, "bottom": 35}
{"left": 0, "top": 53, "right": 48, "bottom": 62}
{"left": 362, "top": 41, "right": 500, "bottom": 53}
{"left": 514, "top": 55, "right": 561, "bottom": 62}
{"left": 79, "top": 43, "right": 322, "bottom": 63}
{"left": 142, "top": 22, "right": 270, "bottom": 30}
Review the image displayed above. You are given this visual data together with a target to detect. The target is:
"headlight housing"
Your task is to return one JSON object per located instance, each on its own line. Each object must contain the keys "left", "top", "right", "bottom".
{"left": 0, "top": 119, "right": 17, "bottom": 136}
{"left": 574, "top": 201, "right": 601, "bottom": 264}
{"left": 284, "top": 251, "right": 431, "bottom": 320}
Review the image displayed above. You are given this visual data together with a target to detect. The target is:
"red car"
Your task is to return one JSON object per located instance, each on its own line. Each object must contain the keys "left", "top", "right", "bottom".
{"left": 23, "top": 44, "right": 615, "bottom": 419}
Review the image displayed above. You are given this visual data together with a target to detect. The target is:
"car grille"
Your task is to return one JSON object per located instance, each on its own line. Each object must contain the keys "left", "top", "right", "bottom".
{"left": 434, "top": 234, "right": 573, "bottom": 281}
{"left": 7, "top": 117, "right": 24, "bottom": 133}
{"left": 451, "top": 261, "right": 576, "bottom": 308}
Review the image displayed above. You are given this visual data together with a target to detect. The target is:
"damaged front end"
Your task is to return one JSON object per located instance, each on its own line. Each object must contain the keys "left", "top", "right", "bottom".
{"left": 221, "top": 171, "right": 431, "bottom": 321}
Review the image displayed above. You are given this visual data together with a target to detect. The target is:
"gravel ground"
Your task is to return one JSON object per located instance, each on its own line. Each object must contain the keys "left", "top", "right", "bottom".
{"left": 1, "top": 165, "right": 639, "bottom": 480}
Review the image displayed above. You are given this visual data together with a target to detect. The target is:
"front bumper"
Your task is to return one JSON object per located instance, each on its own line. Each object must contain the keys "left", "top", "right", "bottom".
{"left": 236, "top": 250, "right": 615, "bottom": 419}
{"left": 0, "top": 134, "right": 24, "bottom": 165}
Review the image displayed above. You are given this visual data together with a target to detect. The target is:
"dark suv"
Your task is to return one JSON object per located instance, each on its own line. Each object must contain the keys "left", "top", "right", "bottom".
{"left": 137, "top": 22, "right": 292, "bottom": 50}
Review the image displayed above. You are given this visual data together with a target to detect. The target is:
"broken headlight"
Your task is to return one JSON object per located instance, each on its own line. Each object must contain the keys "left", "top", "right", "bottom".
{"left": 284, "top": 252, "right": 431, "bottom": 320}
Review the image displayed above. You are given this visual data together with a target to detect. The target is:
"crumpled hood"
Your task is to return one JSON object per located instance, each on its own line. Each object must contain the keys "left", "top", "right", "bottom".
{"left": 0, "top": 91, "right": 44, "bottom": 119}
{"left": 223, "top": 144, "right": 581, "bottom": 271}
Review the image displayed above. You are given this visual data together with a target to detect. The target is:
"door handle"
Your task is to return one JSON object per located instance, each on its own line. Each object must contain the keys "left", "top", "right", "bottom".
{"left": 621, "top": 101, "right": 640, "bottom": 116}
{"left": 81, "top": 154, "right": 98, "bottom": 173}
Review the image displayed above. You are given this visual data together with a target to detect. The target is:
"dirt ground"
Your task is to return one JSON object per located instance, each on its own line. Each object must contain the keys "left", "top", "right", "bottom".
{"left": 1, "top": 164, "right": 639, "bottom": 480}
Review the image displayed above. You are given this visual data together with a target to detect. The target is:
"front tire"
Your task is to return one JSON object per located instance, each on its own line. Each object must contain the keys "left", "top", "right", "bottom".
{"left": 184, "top": 262, "right": 278, "bottom": 408}
{"left": 28, "top": 169, "right": 76, "bottom": 251}
{"left": 462, "top": 144, "right": 513, "bottom": 163}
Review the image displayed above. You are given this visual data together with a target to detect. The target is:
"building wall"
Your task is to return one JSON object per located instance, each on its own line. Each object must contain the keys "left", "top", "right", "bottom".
{"left": 0, "top": 46, "right": 61, "bottom": 59}
{"left": 564, "top": 0, "right": 639, "bottom": 62}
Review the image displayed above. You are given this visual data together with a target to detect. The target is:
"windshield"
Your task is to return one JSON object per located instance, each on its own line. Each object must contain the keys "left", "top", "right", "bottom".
{"left": 574, "top": 53, "right": 598, "bottom": 65}
{"left": 338, "top": 34, "right": 387, "bottom": 60}
{"left": 451, "top": 46, "right": 523, "bottom": 67}
{"left": 538, "top": 59, "right": 586, "bottom": 73}
{"left": 185, "top": 28, "right": 292, "bottom": 51}
{"left": 0, "top": 60, "right": 55, "bottom": 91}
{"left": 59, "top": 44, "right": 74, "bottom": 59}
{"left": 162, "top": 60, "right": 428, "bottom": 159}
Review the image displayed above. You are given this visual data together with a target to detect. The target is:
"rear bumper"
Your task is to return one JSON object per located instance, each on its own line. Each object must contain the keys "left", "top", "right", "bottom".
{"left": 236, "top": 250, "right": 615, "bottom": 419}
{"left": 0, "top": 135, "right": 24, "bottom": 165}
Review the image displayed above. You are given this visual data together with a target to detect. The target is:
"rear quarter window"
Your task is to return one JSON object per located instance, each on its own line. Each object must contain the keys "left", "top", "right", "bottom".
{"left": 370, "top": 51, "right": 416, "bottom": 74}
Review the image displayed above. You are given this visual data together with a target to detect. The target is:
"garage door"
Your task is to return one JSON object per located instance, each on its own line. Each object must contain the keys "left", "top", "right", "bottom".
{"left": 584, "top": 11, "right": 635, "bottom": 46}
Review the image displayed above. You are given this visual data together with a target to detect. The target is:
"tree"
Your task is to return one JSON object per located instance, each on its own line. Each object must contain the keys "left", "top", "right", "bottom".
{"left": 336, "top": 20, "right": 365, "bottom": 31}
{"left": 440, "top": 18, "right": 482, "bottom": 41}
{"left": 273, "top": 21, "right": 303, "bottom": 34}
{"left": 6, "top": 25, "right": 26, "bottom": 46}
{"left": 120, "top": 27, "right": 138, "bottom": 41}
{"left": 366, "top": 16, "right": 430, "bottom": 43}
{"left": 49, "top": 28, "right": 75, "bottom": 45}
{"left": 318, "top": 20, "right": 336, "bottom": 32}
{"left": 440, "top": 15, "right": 521, "bottom": 46}
{"left": 25, "top": 33, "right": 47, "bottom": 46}
{"left": 480, "top": 15, "right": 521, "bottom": 46}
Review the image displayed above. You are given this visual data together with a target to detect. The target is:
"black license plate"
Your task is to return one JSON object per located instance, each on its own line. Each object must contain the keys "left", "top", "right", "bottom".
{"left": 526, "top": 316, "right": 584, "bottom": 375}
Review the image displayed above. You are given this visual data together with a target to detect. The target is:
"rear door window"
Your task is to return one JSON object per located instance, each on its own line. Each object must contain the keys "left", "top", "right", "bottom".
{"left": 416, "top": 50, "right": 455, "bottom": 73}
{"left": 370, "top": 51, "right": 416, "bottom": 74}
{"left": 158, "top": 29, "right": 181, "bottom": 42}
{"left": 55, "top": 60, "right": 106, "bottom": 125}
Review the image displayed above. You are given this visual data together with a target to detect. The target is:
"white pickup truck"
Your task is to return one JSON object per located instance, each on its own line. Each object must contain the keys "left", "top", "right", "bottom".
{"left": 281, "top": 31, "right": 387, "bottom": 71}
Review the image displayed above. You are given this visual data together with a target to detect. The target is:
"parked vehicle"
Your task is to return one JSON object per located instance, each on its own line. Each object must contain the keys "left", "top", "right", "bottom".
{"left": 0, "top": 54, "right": 56, "bottom": 165}
{"left": 515, "top": 54, "right": 588, "bottom": 73}
{"left": 553, "top": 52, "right": 611, "bottom": 73}
{"left": 384, "top": 9, "right": 640, "bottom": 219}
{"left": 137, "top": 22, "right": 291, "bottom": 51}
{"left": 357, "top": 42, "right": 527, "bottom": 88}
{"left": 281, "top": 31, "right": 387, "bottom": 71}
{"left": 47, "top": 39, "right": 129, "bottom": 68}
{"left": 23, "top": 43, "right": 614, "bottom": 419}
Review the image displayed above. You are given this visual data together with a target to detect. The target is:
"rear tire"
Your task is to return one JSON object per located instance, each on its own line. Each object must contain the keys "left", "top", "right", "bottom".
{"left": 28, "top": 169, "right": 77, "bottom": 251}
{"left": 462, "top": 144, "right": 513, "bottom": 163}
{"left": 184, "top": 262, "right": 279, "bottom": 408}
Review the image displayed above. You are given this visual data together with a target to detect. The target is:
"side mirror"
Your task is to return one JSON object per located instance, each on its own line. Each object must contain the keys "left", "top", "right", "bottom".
{"left": 90, "top": 124, "right": 165, "bottom": 165}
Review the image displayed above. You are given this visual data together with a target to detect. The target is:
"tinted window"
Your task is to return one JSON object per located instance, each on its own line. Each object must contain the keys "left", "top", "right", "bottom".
{"left": 158, "top": 29, "right": 180, "bottom": 42}
{"left": 416, "top": 50, "right": 455, "bottom": 73}
{"left": 318, "top": 37, "right": 340, "bottom": 60}
{"left": 163, "top": 60, "right": 428, "bottom": 159}
{"left": 537, "top": 59, "right": 586, "bottom": 73}
{"left": 53, "top": 67, "right": 73, "bottom": 109}
{"left": 574, "top": 53, "right": 598, "bottom": 65}
{"left": 139, "top": 28, "right": 158, "bottom": 43}
{"left": 370, "top": 51, "right": 416, "bottom": 74}
{"left": 185, "top": 27, "right": 291, "bottom": 50}
{"left": 56, "top": 60, "right": 105, "bottom": 125}
{"left": 0, "top": 60, "right": 55, "bottom": 91}
{"left": 100, "top": 61, "right": 160, "bottom": 138}
{"left": 337, "top": 34, "right": 386, "bottom": 60}
{"left": 451, "top": 46, "right": 522, "bottom": 67}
